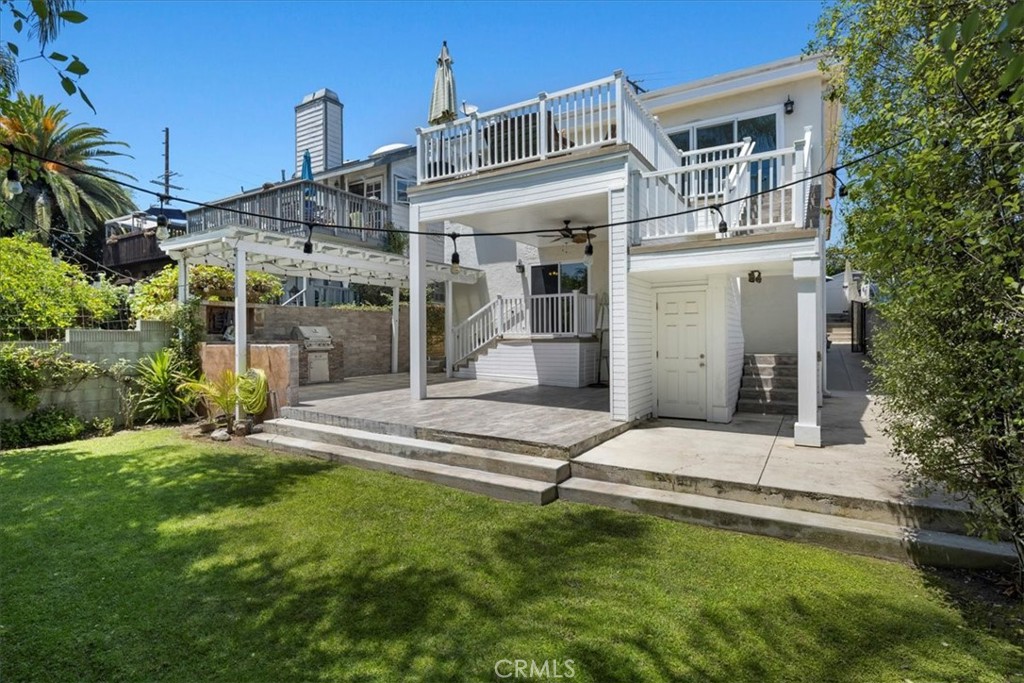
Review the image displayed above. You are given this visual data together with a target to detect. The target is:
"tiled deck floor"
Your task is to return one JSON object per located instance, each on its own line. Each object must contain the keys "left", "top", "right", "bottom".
{"left": 294, "top": 375, "right": 626, "bottom": 458}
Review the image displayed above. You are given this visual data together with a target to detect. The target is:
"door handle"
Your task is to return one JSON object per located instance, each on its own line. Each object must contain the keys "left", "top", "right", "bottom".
{"left": 699, "top": 353, "right": 705, "bottom": 359}
{"left": 699, "top": 362, "right": 705, "bottom": 367}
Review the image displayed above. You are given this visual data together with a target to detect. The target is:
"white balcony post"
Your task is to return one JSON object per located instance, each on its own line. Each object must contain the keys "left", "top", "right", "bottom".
{"left": 495, "top": 295, "right": 505, "bottom": 337}
{"left": 391, "top": 286, "right": 400, "bottom": 374}
{"left": 233, "top": 244, "right": 248, "bottom": 423}
{"left": 614, "top": 70, "right": 625, "bottom": 145}
{"left": 409, "top": 205, "right": 427, "bottom": 399}
{"left": 793, "top": 128, "right": 811, "bottom": 228}
{"left": 537, "top": 93, "right": 548, "bottom": 160}
{"left": 794, "top": 252, "right": 822, "bottom": 447}
{"left": 415, "top": 127, "right": 424, "bottom": 183}
{"left": 469, "top": 113, "right": 479, "bottom": 173}
{"left": 573, "top": 290, "right": 582, "bottom": 336}
{"left": 176, "top": 256, "right": 188, "bottom": 304}
{"left": 444, "top": 279, "right": 454, "bottom": 377}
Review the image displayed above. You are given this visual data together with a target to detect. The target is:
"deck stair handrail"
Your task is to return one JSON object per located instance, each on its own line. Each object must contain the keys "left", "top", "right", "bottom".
{"left": 185, "top": 178, "right": 391, "bottom": 248}
{"left": 450, "top": 292, "right": 598, "bottom": 368}
{"left": 635, "top": 128, "right": 814, "bottom": 241}
{"left": 417, "top": 72, "right": 679, "bottom": 184}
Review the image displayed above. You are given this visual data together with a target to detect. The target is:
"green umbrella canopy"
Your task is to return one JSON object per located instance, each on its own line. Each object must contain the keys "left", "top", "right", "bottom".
{"left": 428, "top": 41, "right": 458, "bottom": 125}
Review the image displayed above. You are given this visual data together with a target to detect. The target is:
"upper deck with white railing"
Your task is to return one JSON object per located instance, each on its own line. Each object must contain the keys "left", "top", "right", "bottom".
{"left": 185, "top": 179, "right": 391, "bottom": 249}
{"left": 416, "top": 72, "right": 680, "bottom": 184}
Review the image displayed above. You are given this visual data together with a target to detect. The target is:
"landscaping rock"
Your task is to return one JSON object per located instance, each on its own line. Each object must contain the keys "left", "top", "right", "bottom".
{"left": 210, "top": 428, "right": 231, "bottom": 442}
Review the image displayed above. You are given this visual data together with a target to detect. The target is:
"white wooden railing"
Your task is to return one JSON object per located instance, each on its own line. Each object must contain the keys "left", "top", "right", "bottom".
{"left": 636, "top": 127, "right": 814, "bottom": 241}
{"left": 450, "top": 292, "right": 598, "bottom": 368}
{"left": 185, "top": 179, "right": 390, "bottom": 248}
{"left": 417, "top": 72, "right": 679, "bottom": 183}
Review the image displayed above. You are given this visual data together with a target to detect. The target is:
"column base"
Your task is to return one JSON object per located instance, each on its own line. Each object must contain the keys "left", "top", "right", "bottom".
{"left": 794, "top": 422, "right": 821, "bottom": 448}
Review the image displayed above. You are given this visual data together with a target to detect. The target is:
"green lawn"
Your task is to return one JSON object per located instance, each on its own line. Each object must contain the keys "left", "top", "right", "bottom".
{"left": 1, "top": 429, "right": 1021, "bottom": 682}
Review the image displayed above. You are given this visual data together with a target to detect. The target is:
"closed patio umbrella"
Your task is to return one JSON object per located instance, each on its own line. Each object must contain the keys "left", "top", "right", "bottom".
{"left": 428, "top": 41, "right": 457, "bottom": 125}
{"left": 301, "top": 149, "right": 316, "bottom": 224}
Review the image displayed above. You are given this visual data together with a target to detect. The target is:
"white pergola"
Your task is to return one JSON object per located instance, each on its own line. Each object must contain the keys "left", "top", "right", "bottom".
{"left": 159, "top": 226, "right": 477, "bottom": 405}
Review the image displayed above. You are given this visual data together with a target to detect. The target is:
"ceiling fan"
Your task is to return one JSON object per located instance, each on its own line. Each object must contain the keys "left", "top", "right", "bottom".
{"left": 548, "top": 219, "right": 590, "bottom": 244}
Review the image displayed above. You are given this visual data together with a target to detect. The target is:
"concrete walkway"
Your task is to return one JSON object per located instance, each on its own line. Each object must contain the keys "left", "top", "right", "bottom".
{"left": 573, "top": 343, "right": 956, "bottom": 510}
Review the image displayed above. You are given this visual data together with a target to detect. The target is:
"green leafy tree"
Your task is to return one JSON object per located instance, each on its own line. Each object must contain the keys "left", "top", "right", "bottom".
{"left": 0, "top": 93, "right": 135, "bottom": 248}
{"left": 0, "top": 0, "right": 93, "bottom": 109}
{"left": 824, "top": 243, "right": 852, "bottom": 276}
{"left": 0, "top": 234, "right": 115, "bottom": 338}
{"left": 130, "top": 264, "right": 285, "bottom": 321}
{"left": 813, "top": 0, "right": 1024, "bottom": 587}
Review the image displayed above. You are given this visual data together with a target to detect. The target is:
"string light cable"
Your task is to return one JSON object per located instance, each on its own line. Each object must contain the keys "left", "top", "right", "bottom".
{"left": 5, "top": 137, "right": 913, "bottom": 241}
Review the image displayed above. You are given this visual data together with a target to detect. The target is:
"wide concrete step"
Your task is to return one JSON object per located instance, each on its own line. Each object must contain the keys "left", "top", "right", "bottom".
{"left": 569, "top": 459, "right": 970, "bottom": 534}
{"left": 741, "top": 375, "right": 798, "bottom": 390}
{"left": 741, "top": 364, "right": 799, "bottom": 379}
{"left": 247, "top": 433, "right": 558, "bottom": 505}
{"left": 557, "top": 478, "right": 1015, "bottom": 569}
{"left": 262, "top": 418, "right": 569, "bottom": 483}
{"left": 736, "top": 399, "right": 797, "bottom": 415}
{"left": 744, "top": 354, "right": 798, "bottom": 367}
{"left": 739, "top": 386, "right": 798, "bottom": 402}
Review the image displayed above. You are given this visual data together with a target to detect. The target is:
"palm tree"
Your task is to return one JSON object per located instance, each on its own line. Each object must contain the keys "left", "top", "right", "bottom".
{"left": 1, "top": 1, "right": 81, "bottom": 96}
{"left": 0, "top": 92, "right": 135, "bottom": 245}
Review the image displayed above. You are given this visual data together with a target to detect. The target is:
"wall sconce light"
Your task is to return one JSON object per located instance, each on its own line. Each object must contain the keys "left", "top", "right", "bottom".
{"left": 748, "top": 269, "right": 762, "bottom": 284}
{"left": 515, "top": 259, "right": 525, "bottom": 274}
{"left": 784, "top": 96, "right": 794, "bottom": 115}
{"left": 448, "top": 232, "right": 461, "bottom": 274}
{"left": 710, "top": 205, "right": 728, "bottom": 233}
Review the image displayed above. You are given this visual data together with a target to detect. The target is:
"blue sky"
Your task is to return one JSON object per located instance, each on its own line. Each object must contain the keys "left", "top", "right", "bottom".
{"left": 16, "top": 0, "right": 823, "bottom": 208}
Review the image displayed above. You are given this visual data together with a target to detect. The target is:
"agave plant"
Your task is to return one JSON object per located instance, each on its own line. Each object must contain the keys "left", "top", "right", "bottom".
{"left": 134, "top": 350, "right": 192, "bottom": 424}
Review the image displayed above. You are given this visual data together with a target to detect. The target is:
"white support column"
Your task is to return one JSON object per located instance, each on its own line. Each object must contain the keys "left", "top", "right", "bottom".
{"left": 176, "top": 256, "right": 189, "bottom": 303}
{"left": 817, "top": 237, "right": 827, "bottom": 405}
{"left": 391, "top": 286, "right": 400, "bottom": 374}
{"left": 794, "top": 252, "right": 821, "bottom": 447}
{"left": 409, "top": 205, "right": 427, "bottom": 399}
{"left": 444, "top": 279, "right": 453, "bottom": 377}
{"left": 234, "top": 245, "right": 248, "bottom": 422}
{"left": 608, "top": 181, "right": 631, "bottom": 422}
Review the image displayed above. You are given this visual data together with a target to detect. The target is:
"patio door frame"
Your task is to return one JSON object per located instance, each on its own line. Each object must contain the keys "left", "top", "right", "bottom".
{"left": 652, "top": 284, "right": 710, "bottom": 420}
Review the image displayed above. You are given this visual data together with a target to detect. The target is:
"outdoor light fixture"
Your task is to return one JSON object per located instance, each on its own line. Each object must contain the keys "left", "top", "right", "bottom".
{"left": 784, "top": 96, "right": 794, "bottom": 115}
{"left": 515, "top": 259, "right": 525, "bottom": 274}
{"left": 5, "top": 165, "right": 22, "bottom": 196}
{"left": 155, "top": 213, "right": 169, "bottom": 241}
{"left": 582, "top": 231, "right": 594, "bottom": 267}
{"left": 830, "top": 170, "right": 849, "bottom": 198}
{"left": 303, "top": 223, "right": 314, "bottom": 254}
{"left": 748, "top": 269, "right": 762, "bottom": 284}
{"left": 448, "top": 232, "right": 461, "bottom": 274}
{"left": 710, "top": 205, "right": 728, "bottom": 233}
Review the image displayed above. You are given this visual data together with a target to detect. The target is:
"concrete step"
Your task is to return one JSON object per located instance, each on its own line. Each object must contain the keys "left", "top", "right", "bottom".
{"left": 247, "top": 433, "right": 558, "bottom": 505}
{"left": 739, "top": 387, "right": 798, "bottom": 402}
{"left": 741, "top": 375, "right": 798, "bottom": 391}
{"left": 557, "top": 478, "right": 1015, "bottom": 569}
{"left": 736, "top": 398, "right": 798, "bottom": 415}
{"left": 569, "top": 459, "right": 970, "bottom": 534}
{"left": 262, "top": 418, "right": 570, "bottom": 483}
{"left": 744, "top": 354, "right": 798, "bottom": 367}
{"left": 741, "top": 364, "right": 799, "bottom": 379}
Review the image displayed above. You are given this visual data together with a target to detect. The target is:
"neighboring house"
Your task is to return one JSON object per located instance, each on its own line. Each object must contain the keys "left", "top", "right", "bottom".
{"left": 407, "top": 54, "right": 839, "bottom": 446}
{"left": 103, "top": 207, "right": 188, "bottom": 281}
{"left": 186, "top": 88, "right": 440, "bottom": 307}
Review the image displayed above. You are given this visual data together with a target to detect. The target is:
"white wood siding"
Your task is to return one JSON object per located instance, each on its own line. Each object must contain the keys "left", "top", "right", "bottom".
{"left": 295, "top": 96, "right": 343, "bottom": 175}
{"left": 609, "top": 185, "right": 630, "bottom": 421}
{"left": 455, "top": 340, "right": 599, "bottom": 387}
{"left": 627, "top": 277, "right": 655, "bottom": 419}
{"left": 725, "top": 275, "right": 744, "bottom": 421}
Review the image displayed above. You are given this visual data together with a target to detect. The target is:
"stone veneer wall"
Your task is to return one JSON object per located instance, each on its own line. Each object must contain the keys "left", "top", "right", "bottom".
{"left": 0, "top": 320, "right": 171, "bottom": 424}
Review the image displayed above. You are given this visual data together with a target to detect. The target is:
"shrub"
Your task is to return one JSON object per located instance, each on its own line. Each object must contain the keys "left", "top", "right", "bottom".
{"left": 0, "top": 236, "right": 116, "bottom": 339}
{"left": 130, "top": 265, "right": 285, "bottom": 321}
{"left": 0, "top": 343, "right": 98, "bottom": 411}
{"left": 134, "top": 350, "right": 193, "bottom": 424}
{"left": 237, "top": 369, "right": 268, "bottom": 417}
{"left": 0, "top": 407, "right": 87, "bottom": 450}
{"left": 180, "top": 370, "right": 239, "bottom": 431}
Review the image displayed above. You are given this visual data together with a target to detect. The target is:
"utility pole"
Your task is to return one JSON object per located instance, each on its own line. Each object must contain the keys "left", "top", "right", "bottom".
{"left": 150, "top": 127, "right": 185, "bottom": 202}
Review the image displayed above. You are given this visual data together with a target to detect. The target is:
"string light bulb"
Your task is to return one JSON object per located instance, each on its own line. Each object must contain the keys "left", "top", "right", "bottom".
{"left": 583, "top": 231, "right": 594, "bottom": 267}
{"left": 4, "top": 147, "right": 22, "bottom": 196}
{"left": 448, "top": 232, "right": 461, "bottom": 274}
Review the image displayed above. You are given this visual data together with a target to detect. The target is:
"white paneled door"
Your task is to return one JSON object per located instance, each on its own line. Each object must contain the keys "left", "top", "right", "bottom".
{"left": 657, "top": 291, "right": 707, "bottom": 419}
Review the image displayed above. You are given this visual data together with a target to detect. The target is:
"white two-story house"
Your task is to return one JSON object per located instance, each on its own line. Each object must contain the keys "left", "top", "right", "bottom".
{"left": 406, "top": 54, "right": 838, "bottom": 446}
